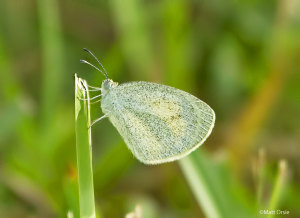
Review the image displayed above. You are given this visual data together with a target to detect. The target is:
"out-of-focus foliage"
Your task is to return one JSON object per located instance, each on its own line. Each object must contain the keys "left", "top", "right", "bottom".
{"left": 0, "top": 0, "right": 299, "bottom": 217}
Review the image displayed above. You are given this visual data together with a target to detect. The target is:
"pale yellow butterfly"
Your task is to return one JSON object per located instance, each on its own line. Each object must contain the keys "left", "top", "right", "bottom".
{"left": 81, "top": 49, "right": 215, "bottom": 165}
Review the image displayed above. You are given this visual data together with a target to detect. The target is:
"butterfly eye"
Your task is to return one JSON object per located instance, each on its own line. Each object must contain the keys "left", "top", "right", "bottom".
{"left": 102, "top": 80, "right": 110, "bottom": 91}
{"left": 102, "top": 79, "right": 117, "bottom": 92}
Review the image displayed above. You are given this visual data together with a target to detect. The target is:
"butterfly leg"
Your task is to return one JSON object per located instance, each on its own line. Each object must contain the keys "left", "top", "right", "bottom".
{"left": 89, "top": 99, "right": 101, "bottom": 104}
{"left": 89, "top": 113, "right": 109, "bottom": 128}
{"left": 86, "top": 84, "right": 102, "bottom": 90}
{"left": 87, "top": 89, "right": 102, "bottom": 92}
{"left": 79, "top": 94, "right": 102, "bottom": 101}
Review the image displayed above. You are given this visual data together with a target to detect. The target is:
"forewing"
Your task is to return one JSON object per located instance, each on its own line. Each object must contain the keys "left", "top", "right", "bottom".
{"left": 104, "top": 81, "right": 215, "bottom": 164}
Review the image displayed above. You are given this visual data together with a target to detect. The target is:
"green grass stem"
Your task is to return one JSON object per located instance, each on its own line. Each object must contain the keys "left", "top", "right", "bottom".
{"left": 256, "top": 149, "right": 266, "bottom": 209}
{"left": 37, "top": 0, "right": 64, "bottom": 153}
{"left": 75, "top": 74, "right": 96, "bottom": 218}
{"left": 267, "top": 160, "right": 288, "bottom": 218}
{"left": 179, "top": 151, "right": 252, "bottom": 218}
{"left": 179, "top": 152, "right": 223, "bottom": 218}
{"left": 110, "top": 0, "right": 153, "bottom": 80}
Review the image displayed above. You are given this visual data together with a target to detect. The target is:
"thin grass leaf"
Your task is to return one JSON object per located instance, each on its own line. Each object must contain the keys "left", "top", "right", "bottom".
{"left": 179, "top": 151, "right": 254, "bottom": 218}
{"left": 37, "top": 0, "right": 64, "bottom": 154}
{"left": 75, "top": 74, "right": 96, "bottom": 218}
{"left": 179, "top": 152, "right": 223, "bottom": 218}
{"left": 110, "top": 0, "right": 153, "bottom": 80}
{"left": 267, "top": 160, "right": 288, "bottom": 218}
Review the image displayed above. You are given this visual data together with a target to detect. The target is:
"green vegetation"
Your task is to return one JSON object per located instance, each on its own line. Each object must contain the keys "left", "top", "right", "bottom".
{"left": 0, "top": 0, "right": 299, "bottom": 217}
{"left": 75, "top": 75, "right": 95, "bottom": 218}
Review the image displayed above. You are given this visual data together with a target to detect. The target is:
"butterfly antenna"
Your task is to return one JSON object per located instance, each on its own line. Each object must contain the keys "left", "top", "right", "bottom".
{"left": 80, "top": 59, "right": 106, "bottom": 77}
{"left": 83, "top": 48, "right": 109, "bottom": 79}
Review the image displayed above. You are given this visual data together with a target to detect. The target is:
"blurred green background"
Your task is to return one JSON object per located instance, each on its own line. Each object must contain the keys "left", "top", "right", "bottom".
{"left": 0, "top": 0, "right": 299, "bottom": 217}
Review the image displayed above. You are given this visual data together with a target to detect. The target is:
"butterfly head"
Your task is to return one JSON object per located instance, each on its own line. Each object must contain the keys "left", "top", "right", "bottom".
{"left": 102, "top": 79, "right": 118, "bottom": 95}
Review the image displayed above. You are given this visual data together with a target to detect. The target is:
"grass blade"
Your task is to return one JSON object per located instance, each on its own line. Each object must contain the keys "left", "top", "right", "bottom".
{"left": 179, "top": 152, "right": 222, "bottom": 218}
{"left": 179, "top": 151, "right": 253, "bottom": 218}
{"left": 267, "top": 160, "right": 288, "bottom": 218}
{"left": 37, "top": 0, "right": 64, "bottom": 155}
{"left": 75, "top": 74, "right": 96, "bottom": 218}
{"left": 110, "top": 0, "right": 153, "bottom": 80}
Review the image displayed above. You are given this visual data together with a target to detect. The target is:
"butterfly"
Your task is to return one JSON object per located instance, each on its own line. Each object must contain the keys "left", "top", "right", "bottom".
{"left": 80, "top": 49, "right": 215, "bottom": 164}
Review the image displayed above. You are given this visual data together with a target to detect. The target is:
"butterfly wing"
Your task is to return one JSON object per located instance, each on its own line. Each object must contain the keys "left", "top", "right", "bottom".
{"left": 101, "top": 81, "right": 215, "bottom": 164}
